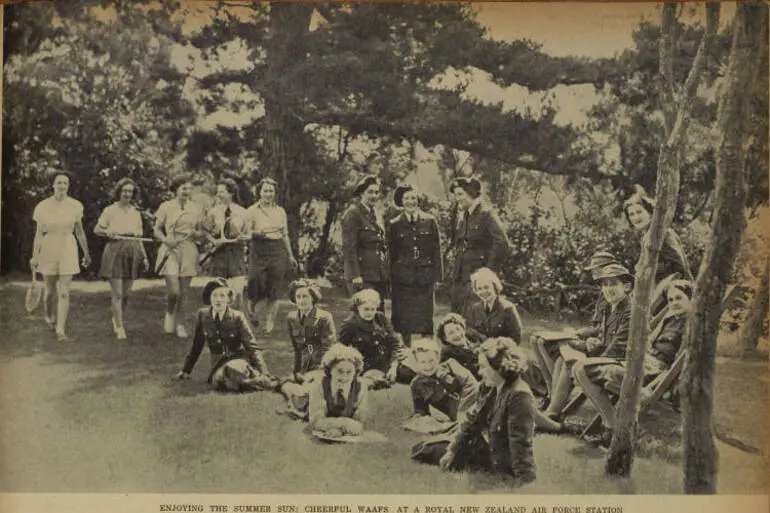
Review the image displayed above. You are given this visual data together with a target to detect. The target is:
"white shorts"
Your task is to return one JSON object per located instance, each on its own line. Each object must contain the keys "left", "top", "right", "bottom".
{"left": 38, "top": 233, "right": 79, "bottom": 276}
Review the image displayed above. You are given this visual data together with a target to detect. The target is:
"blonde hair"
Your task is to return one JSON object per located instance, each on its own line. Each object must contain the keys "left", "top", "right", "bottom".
{"left": 351, "top": 288, "right": 381, "bottom": 311}
{"left": 471, "top": 267, "right": 503, "bottom": 294}
{"left": 321, "top": 344, "right": 365, "bottom": 375}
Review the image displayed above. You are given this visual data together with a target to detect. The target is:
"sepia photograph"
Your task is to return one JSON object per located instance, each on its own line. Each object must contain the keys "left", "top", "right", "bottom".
{"left": 0, "top": 0, "right": 768, "bottom": 504}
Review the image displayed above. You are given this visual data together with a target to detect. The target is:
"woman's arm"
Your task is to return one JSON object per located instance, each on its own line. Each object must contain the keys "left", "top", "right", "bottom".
{"left": 152, "top": 203, "right": 169, "bottom": 243}
{"left": 30, "top": 222, "right": 43, "bottom": 269}
{"left": 94, "top": 207, "right": 112, "bottom": 237}
{"left": 238, "top": 312, "right": 270, "bottom": 375}
{"left": 74, "top": 218, "right": 91, "bottom": 267}
{"left": 280, "top": 207, "right": 297, "bottom": 269}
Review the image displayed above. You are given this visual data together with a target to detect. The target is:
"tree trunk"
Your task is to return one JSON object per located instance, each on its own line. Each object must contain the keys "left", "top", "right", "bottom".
{"left": 263, "top": 2, "right": 315, "bottom": 257}
{"left": 682, "top": 2, "right": 764, "bottom": 494}
{"left": 738, "top": 262, "right": 770, "bottom": 355}
{"left": 605, "top": 3, "right": 720, "bottom": 478}
{"left": 306, "top": 200, "right": 340, "bottom": 278}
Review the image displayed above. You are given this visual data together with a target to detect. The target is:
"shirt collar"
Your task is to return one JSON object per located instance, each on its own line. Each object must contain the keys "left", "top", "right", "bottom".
{"left": 467, "top": 198, "right": 481, "bottom": 215}
{"left": 211, "top": 307, "right": 228, "bottom": 319}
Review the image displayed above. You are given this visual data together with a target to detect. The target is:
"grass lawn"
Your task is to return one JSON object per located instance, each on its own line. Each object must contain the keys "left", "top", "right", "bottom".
{"left": 0, "top": 277, "right": 766, "bottom": 494}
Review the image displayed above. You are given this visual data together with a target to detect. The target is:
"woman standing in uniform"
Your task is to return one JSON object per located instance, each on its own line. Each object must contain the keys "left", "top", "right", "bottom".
{"left": 246, "top": 178, "right": 298, "bottom": 333}
{"left": 341, "top": 175, "right": 388, "bottom": 311}
{"left": 388, "top": 185, "right": 443, "bottom": 347}
{"left": 30, "top": 171, "right": 92, "bottom": 341}
{"left": 153, "top": 174, "right": 205, "bottom": 338}
{"left": 95, "top": 177, "right": 149, "bottom": 340}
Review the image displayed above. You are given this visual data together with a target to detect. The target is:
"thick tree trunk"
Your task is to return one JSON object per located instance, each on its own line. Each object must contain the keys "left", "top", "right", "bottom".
{"left": 306, "top": 200, "right": 339, "bottom": 278}
{"left": 738, "top": 263, "right": 770, "bottom": 355}
{"left": 605, "top": 3, "right": 720, "bottom": 478}
{"left": 263, "top": 2, "right": 315, "bottom": 256}
{"left": 681, "top": 2, "right": 763, "bottom": 494}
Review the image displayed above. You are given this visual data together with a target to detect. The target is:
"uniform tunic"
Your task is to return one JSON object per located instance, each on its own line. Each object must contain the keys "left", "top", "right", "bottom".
{"left": 341, "top": 200, "right": 388, "bottom": 304}
{"left": 388, "top": 210, "right": 443, "bottom": 334}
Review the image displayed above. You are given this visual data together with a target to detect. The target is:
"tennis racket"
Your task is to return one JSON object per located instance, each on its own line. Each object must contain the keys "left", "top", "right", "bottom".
{"left": 155, "top": 209, "right": 189, "bottom": 275}
{"left": 25, "top": 270, "right": 42, "bottom": 314}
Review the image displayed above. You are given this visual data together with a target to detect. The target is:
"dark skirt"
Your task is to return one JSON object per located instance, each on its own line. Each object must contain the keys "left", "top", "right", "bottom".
{"left": 99, "top": 240, "right": 143, "bottom": 280}
{"left": 209, "top": 243, "right": 247, "bottom": 278}
{"left": 391, "top": 282, "right": 435, "bottom": 334}
{"left": 247, "top": 238, "right": 287, "bottom": 301}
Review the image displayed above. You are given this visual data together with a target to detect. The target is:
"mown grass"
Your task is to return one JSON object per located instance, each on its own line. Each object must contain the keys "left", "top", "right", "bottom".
{"left": 0, "top": 278, "right": 766, "bottom": 494}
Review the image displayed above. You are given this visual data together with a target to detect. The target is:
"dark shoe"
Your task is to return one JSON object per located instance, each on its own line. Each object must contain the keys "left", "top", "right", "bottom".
{"left": 583, "top": 429, "right": 613, "bottom": 448}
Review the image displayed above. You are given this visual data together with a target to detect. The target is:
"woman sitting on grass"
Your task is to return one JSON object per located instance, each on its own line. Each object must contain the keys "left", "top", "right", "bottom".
{"left": 339, "top": 288, "right": 412, "bottom": 388}
{"left": 177, "top": 279, "right": 277, "bottom": 392}
{"left": 435, "top": 338, "right": 537, "bottom": 488}
{"left": 409, "top": 337, "right": 479, "bottom": 423}
{"left": 435, "top": 313, "right": 482, "bottom": 377}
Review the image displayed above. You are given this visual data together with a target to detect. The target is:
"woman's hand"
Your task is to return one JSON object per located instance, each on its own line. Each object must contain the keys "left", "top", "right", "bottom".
{"left": 324, "top": 427, "right": 344, "bottom": 438}
{"left": 289, "top": 256, "right": 299, "bottom": 272}
{"left": 142, "top": 256, "right": 150, "bottom": 269}
{"left": 29, "top": 256, "right": 38, "bottom": 270}
{"left": 176, "top": 371, "right": 191, "bottom": 380}
{"left": 439, "top": 449, "right": 455, "bottom": 471}
{"left": 386, "top": 362, "right": 400, "bottom": 383}
{"left": 164, "top": 237, "right": 179, "bottom": 249}
{"left": 81, "top": 254, "right": 92, "bottom": 268}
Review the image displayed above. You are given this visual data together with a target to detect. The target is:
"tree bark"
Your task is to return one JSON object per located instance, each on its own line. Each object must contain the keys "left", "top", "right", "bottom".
{"left": 263, "top": 2, "right": 315, "bottom": 255}
{"left": 738, "top": 262, "right": 770, "bottom": 355}
{"left": 605, "top": 3, "right": 720, "bottom": 478}
{"left": 682, "top": 2, "right": 764, "bottom": 494}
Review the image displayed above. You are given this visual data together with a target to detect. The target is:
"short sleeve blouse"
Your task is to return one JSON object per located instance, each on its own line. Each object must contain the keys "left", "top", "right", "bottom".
{"left": 97, "top": 203, "right": 143, "bottom": 236}
{"left": 33, "top": 197, "right": 84, "bottom": 235}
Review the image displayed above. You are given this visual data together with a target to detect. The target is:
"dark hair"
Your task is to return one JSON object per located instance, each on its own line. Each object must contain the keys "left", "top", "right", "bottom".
{"left": 111, "top": 177, "right": 140, "bottom": 203}
{"left": 50, "top": 170, "right": 74, "bottom": 188}
{"left": 217, "top": 178, "right": 240, "bottom": 204}
{"left": 622, "top": 185, "right": 656, "bottom": 226}
{"left": 352, "top": 175, "right": 381, "bottom": 198}
{"left": 202, "top": 278, "right": 233, "bottom": 306}
{"left": 393, "top": 185, "right": 418, "bottom": 208}
{"left": 436, "top": 313, "right": 466, "bottom": 344}
{"left": 480, "top": 337, "right": 528, "bottom": 382}
{"left": 666, "top": 279, "right": 694, "bottom": 300}
{"left": 257, "top": 178, "right": 278, "bottom": 199}
{"left": 449, "top": 177, "right": 482, "bottom": 199}
{"left": 191, "top": 176, "right": 206, "bottom": 186}
{"left": 169, "top": 174, "right": 193, "bottom": 193}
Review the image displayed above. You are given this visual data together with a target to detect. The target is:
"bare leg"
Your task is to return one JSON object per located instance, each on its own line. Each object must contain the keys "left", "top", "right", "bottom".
{"left": 122, "top": 279, "right": 133, "bottom": 313}
{"left": 43, "top": 275, "right": 58, "bottom": 326}
{"left": 164, "top": 276, "right": 180, "bottom": 333}
{"left": 109, "top": 279, "right": 125, "bottom": 330}
{"left": 264, "top": 299, "right": 278, "bottom": 333}
{"left": 55, "top": 275, "right": 73, "bottom": 338}
{"left": 228, "top": 276, "right": 247, "bottom": 311}
{"left": 534, "top": 410, "right": 562, "bottom": 433}
{"left": 176, "top": 276, "right": 192, "bottom": 337}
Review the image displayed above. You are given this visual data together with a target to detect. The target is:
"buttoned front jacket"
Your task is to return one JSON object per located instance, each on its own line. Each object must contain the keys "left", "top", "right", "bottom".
{"left": 341, "top": 201, "right": 388, "bottom": 283}
{"left": 388, "top": 211, "right": 443, "bottom": 287}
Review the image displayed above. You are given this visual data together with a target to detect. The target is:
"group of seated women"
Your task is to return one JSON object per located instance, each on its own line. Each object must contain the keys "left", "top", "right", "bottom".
{"left": 175, "top": 246, "right": 693, "bottom": 487}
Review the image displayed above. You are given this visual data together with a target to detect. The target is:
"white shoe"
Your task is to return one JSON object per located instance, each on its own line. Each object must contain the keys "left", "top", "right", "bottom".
{"left": 116, "top": 327, "right": 127, "bottom": 340}
{"left": 176, "top": 324, "right": 188, "bottom": 338}
{"left": 164, "top": 313, "right": 174, "bottom": 334}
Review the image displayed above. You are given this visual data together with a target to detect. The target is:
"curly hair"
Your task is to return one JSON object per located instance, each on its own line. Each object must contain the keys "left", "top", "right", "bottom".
{"left": 623, "top": 184, "right": 656, "bottom": 227}
{"left": 111, "top": 177, "right": 140, "bottom": 203}
{"left": 50, "top": 170, "right": 74, "bottom": 188}
{"left": 169, "top": 173, "right": 193, "bottom": 193}
{"left": 435, "top": 313, "right": 466, "bottom": 344}
{"left": 479, "top": 337, "right": 528, "bottom": 381}
{"left": 350, "top": 288, "right": 381, "bottom": 312}
{"left": 257, "top": 178, "right": 278, "bottom": 199}
{"left": 321, "top": 344, "right": 365, "bottom": 376}
{"left": 471, "top": 267, "right": 503, "bottom": 295}
{"left": 217, "top": 178, "right": 241, "bottom": 204}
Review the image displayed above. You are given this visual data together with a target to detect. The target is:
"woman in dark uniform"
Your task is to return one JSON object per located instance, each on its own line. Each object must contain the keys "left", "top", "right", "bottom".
{"left": 449, "top": 177, "right": 510, "bottom": 317}
{"left": 388, "top": 185, "right": 443, "bottom": 347}
{"left": 341, "top": 175, "right": 388, "bottom": 311}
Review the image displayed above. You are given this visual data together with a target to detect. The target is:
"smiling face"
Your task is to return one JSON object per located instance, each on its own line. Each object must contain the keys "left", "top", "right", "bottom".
{"left": 361, "top": 184, "right": 381, "bottom": 208}
{"left": 176, "top": 181, "right": 193, "bottom": 200}
{"left": 401, "top": 190, "right": 419, "bottom": 213}
{"left": 260, "top": 183, "right": 276, "bottom": 204}
{"left": 414, "top": 350, "right": 440, "bottom": 377}
{"left": 210, "top": 287, "right": 231, "bottom": 310}
{"left": 357, "top": 300, "right": 378, "bottom": 321}
{"left": 442, "top": 322, "right": 466, "bottom": 346}
{"left": 52, "top": 174, "right": 70, "bottom": 197}
{"left": 119, "top": 183, "right": 135, "bottom": 205}
{"left": 626, "top": 203, "right": 652, "bottom": 231}
{"left": 330, "top": 360, "right": 357, "bottom": 389}
{"left": 473, "top": 278, "right": 498, "bottom": 304}
{"left": 599, "top": 276, "right": 629, "bottom": 306}
{"left": 294, "top": 287, "right": 314, "bottom": 313}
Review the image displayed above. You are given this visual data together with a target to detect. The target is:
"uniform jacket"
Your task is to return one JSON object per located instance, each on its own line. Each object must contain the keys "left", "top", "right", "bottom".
{"left": 465, "top": 296, "right": 523, "bottom": 344}
{"left": 410, "top": 358, "right": 479, "bottom": 421}
{"left": 440, "top": 339, "right": 481, "bottom": 378}
{"left": 657, "top": 229, "right": 693, "bottom": 283}
{"left": 388, "top": 211, "right": 443, "bottom": 287}
{"left": 183, "top": 307, "right": 268, "bottom": 380}
{"left": 447, "top": 380, "right": 536, "bottom": 483}
{"left": 341, "top": 200, "right": 388, "bottom": 283}
{"left": 647, "top": 311, "right": 686, "bottom": 368}
{"left": 570, "top": 296, "right": 631, "bottom": 360}
{"left": 286, "top": 306, "right": 337, "bottom": 375}
{"left": 338, "top": 311, "right": 402, "bottom": 373}
{"left": 452, "top": 202, "right": 510, "bottom": 283}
